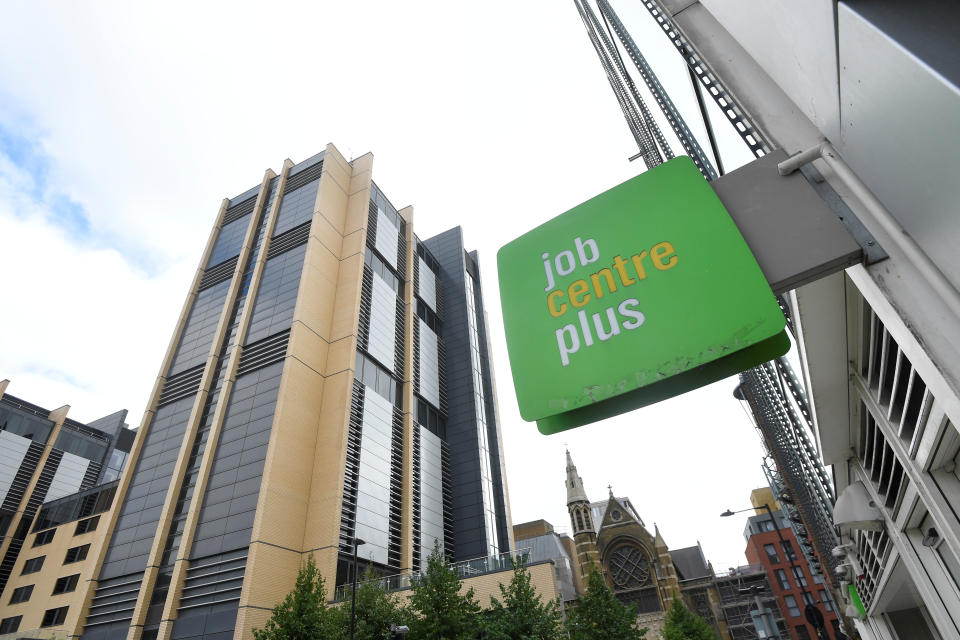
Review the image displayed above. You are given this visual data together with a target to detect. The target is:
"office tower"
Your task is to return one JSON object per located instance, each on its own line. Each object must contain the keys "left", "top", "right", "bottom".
{"left": 0, "top": 382, "right": 133, "bottom": 635}
{"left": 74, "top": 144, "right": 511, "bottom": 640}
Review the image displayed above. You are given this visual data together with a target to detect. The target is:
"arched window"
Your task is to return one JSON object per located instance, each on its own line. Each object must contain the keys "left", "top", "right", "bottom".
{"left": 575, "top": 510, "right": 584, "bottom": 531}
{"left": 584, "top": 510, "right": 593, "bottom": 530}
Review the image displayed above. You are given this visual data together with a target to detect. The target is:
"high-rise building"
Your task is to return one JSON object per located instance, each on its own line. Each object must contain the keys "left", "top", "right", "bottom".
{"left": 60, "top": 144, "right": 512, "bottom": 640}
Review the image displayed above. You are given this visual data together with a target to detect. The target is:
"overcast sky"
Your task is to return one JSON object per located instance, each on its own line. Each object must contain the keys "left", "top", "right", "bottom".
{"left": 0, "top": 1, "right": 776, "bottom": 570}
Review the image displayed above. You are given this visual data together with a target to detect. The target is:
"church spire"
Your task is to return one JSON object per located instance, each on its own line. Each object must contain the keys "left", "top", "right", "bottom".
{"left": 566, "top": 449, "right": 588, "bottom": 505}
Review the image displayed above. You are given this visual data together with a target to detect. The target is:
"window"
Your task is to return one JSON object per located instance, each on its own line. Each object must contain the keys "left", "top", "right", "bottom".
{"left": 764, "top": 543, "right": 780, "bottom": 564}
{"left": 33, "top": 529, "right": 56, "bottom": 547}
{"left": 812, "top": 570, "right": 825, "bottom": 584}
{"left": 52, "top": 574, "right": 80, "bottom": 595}
{"left": 792, "top": 566, "right": 808, "bottom": 587}
{"left": 795, "top": 625, "right": 811, "bottom": 640}
{"left": 0, "top": 616, "right": 21, "bottom": 634}
{"left": 782, "top": 540, "right": 797, "bottom": 560}
{"left": 802, "top": 591, "right": 815, "bottom": 606}
{"left": 75, "top": 516, "right": 99, "bottom": 535}
{"left": 22, "top": 556, "right": 45, "bottom": 574}
{"left": 41, "top": 606, "right": 68, "bottom": 627}
{"left": 9, "top": 585, "right": 33, "bottom": 604}
{"left": 784, "top": 594, "right": 801, "bottom": 617}
{"left": 775, "top": 568, "right": 791, "bottom": 590}
{"left": 64, "top": 544, "right": 89, "bottom": 564}
{"left": 819, "top": 589, "right": 833, "bottom": 612}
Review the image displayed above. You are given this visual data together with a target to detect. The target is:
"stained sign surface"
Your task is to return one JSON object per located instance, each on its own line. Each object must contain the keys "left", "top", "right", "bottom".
{"left": 497, "top": 157, "right": 789, "bottom": 434}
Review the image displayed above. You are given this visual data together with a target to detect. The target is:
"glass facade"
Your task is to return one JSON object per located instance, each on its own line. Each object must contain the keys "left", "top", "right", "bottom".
{"left": 465, "top": 271, "right": 499, "bottom": 556}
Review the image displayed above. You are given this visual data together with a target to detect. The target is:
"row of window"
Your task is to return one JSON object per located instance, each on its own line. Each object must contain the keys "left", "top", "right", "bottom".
{"left": 21, "top": 544, "right": 89, "bottom": 575}
{"left": 415, "top": 397, "right": 446, "bottom": 439}
{"left": 32, "top": 516, "right": 99, "bottom": 548}
{"left": 9, "top": 573, "right": 80, "bottom": 604}
{"left": 416, "top": 299, "right": 440, "bottom": 333}
{"left": 416, "top": 241, "right": 440, "bottom": 275}
{"left": 782, "top": 590, "right": 833, "bottom": 617}
{"left": 356, "top": 352, "right": 402, "bottom": 407}
{"left": 773, "top": 566, "right": 822, "bottom": 589}
{"left": 0, "top": 606, "right": 68, "bottom": 632}
{"left": 763, "top": 540, "right": 797, "bottom": 564}
{"left": 365, "top": 247, "right": 400, "bottom": 293}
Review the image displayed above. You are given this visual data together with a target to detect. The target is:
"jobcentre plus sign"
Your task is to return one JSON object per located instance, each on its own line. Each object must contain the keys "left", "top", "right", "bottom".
{"left": 497, "top": 157, "right": 788, "bottom": 434}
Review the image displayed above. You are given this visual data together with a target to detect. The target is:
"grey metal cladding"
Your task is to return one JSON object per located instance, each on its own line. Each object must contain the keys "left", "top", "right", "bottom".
{"left": 423, "top": 227, "right": 489, "bottom": 560}
{"left": 367, "top": 272, "right": 397, "bottom": 373}
{"left": 189, "top": 362, "right": 284, "bottom": 561}
{"left": 419, "top": 426, "right": 445, "bottom": 569}
{"left": 418, "top": 256, "right": 437, "bottom": 311}
{"left": 354, "top": 389, "right": 395, "bottom": 565}
{"left": 97, "top": 394, "right": 195, "bottom": 581}
{"left": 417, "top": 319, "right": 441, "bottom": 409}
{"left": 168, "top": 280, "right": 231, "bottom": 376}
{"left": 207, "top": 216, "right": 250, "bottom": 268}
{"left": 375, "top": 210, "right": 399, "bottom": 271}
{"left": 244, "top": 244, "right": 307, "bottom": 345}
{"left": 272, "top": 177, "right": 319, "bottom": 237}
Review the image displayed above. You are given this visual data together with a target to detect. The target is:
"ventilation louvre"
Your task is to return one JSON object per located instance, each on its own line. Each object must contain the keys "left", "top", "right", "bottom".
{"left": 237, "top": 330, "right": 290, "bottom": 378}
{"left": 158, "top": 364, "right": 204, "bottom": 407}
{"left": 283, "top": 162, "right": 323, "bottom": 194}
{"left": 267, "top": 221, "right": 310, "bottom": 260}
{"left": 199, "top": 256, "right": 238, "bottom": 292}
{"left": 222, "top": 196, "right": 257, "bottom": 226}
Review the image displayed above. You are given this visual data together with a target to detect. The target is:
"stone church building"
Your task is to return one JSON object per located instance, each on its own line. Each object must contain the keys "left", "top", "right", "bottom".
{"left": 564, "top": 451, "right": 732, "bottom": 638}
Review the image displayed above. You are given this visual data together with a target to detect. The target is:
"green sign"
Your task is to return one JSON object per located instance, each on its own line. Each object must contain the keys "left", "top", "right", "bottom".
{"left": 497, "top": 157, "right": 788, "bottom": 434}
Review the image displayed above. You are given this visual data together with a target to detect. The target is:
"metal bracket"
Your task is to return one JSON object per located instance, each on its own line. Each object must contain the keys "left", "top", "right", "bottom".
{"left": 799, "top": 164, "right": 888, "bottom": 265}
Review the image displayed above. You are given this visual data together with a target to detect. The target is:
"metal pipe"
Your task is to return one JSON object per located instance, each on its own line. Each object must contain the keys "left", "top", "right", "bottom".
{"left": 778, "top": 141, "right": 960, "bottom": 321}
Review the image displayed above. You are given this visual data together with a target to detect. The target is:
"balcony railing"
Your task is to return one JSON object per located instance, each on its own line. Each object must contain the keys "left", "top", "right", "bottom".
{"left": 333, "top": 547, "right": 531, "bottom": 601}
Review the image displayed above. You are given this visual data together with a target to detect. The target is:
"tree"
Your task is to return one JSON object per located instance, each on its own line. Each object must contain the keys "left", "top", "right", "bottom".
{"left": 253, "top": 555, "right": 338, "bottom": 640}
{"left": 407, "top": 544, "right": 481, "bottom": 640}
{"left": 662, "top": 597, "right": 720, "bottom": 640}
{"left": 328, "top": 567, "right": 413, "bottom": 640}
{"left": 483, "top": 558, "right": 564, "bottom": 640}
{"left": 565, "top": 569, "right": 647, "bottom": 640}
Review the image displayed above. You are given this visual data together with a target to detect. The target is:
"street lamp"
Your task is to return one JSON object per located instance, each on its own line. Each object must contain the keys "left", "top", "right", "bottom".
{"left": 722, "top": 504, "right": 826, "bottom": 639}
{"left": 350, "top": 538, "right": 366, "bottom": 640}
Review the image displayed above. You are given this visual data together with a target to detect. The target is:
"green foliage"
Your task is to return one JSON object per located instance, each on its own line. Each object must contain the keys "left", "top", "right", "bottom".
{"left": 482, "top": 559, "right": 564, "bottom": 640}
{"left": 565, "top": 569, "right": 647, "bottom": 640}
{"left": 407, "top": 544, "right": 481, "bottom": 640}
{"left": 330, "top": 567, "right": 412, "bottom": 640}
{"left": 253, "top": 555, "right": 338, "bottom": 640}
{"left": 662, "top": 597, "right": 720, "bottom": 640}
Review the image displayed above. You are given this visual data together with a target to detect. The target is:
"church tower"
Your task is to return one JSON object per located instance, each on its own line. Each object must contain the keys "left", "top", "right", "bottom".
{"left": 565, "top": 450, "right": 600, "bottom": 578}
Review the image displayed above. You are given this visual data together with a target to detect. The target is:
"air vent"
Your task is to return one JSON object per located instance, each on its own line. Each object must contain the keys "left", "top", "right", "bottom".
{"left": 236, "top": 330, "right": 290, "bottom": 378}
{"left": 199, "top": 256, "right": 238, "bottom": 292}
{"left": 158, "top": 364, "right": 204, "bottom": 407}
{"left": 283, "top": 162, "right": 323, "bottom": 194}
{"left": 267, "top": 221, "right": 310, "bottom": 260}
{"left": 222, "top": 195, "right": 257, "bottom": 226}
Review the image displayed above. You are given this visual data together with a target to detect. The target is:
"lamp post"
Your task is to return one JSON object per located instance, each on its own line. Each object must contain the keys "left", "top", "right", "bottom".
{"left": 350, "top": 538, "right": 366, "bottom": 640}
{"left": 722, "top": 504, "right": 825, "bottom": 639}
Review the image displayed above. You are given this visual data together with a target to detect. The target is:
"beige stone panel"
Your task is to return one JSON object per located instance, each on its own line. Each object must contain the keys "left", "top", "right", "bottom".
{"left": 287, "top": 321, "right": 330, "bottom": 377}
{"left": 301, "top": 368, "right": 354, "bottom": 569}
{"left": 341, "top": 228, "right": 365, "bottom": 260}
{"left": 250, "top": 358, "right": 326, "bottom": 552}
{"left": 329, "top": 252, "right": 365, "bottom": 342}
{"left": 234, "top": 606, "right": 272, "bottom": 640}
{"left": 321, "top": 143, "right": 352, "bottom": 196}
{"left": 343, "top": 187, "right": 372, "bottom": 236}
{"left": 315, "top": 171, "right": 349, "bottom": 234}
{"left": 0, "top": 379, "right": 9, "bottom": 396}
{"left": 348, "top": 152, "right": 374, "bottom": 193}
{"left": 305, "top": 237, "right": 341, "bottom": 287}
{"left": 309, "top": 212, "right": 344, "bottom": 260}
{"left": 325, "top": 334, "right": 357, "bottom": 377}
{"left": 234, "top": 542, "right": 302, "bottom": 637}
{"left": 385, "top": 563, "right": 559, "bottom": 610}
{"left": 290, "top": 259, "right": 338, "bottom": 343}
